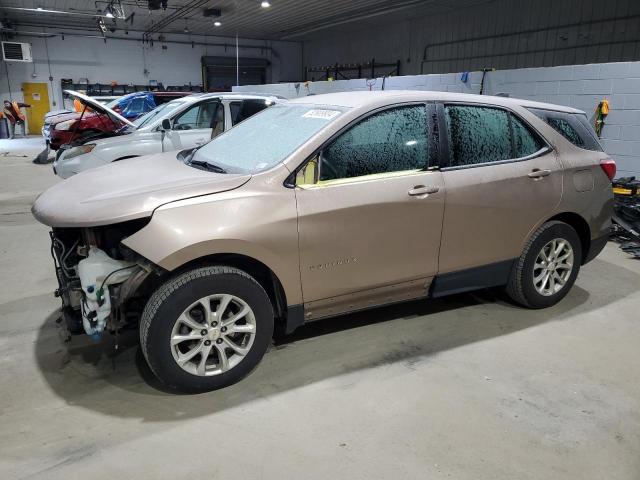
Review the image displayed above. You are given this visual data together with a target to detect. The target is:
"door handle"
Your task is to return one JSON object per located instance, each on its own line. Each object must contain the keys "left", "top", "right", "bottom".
{"left": 195, "top": 138, "right": 206, "bottom": 145}
{"left": 528, "top": 169, "right": 551, "bottom": 179}
{"left": 408, "top": 185, "right": 439, "bottom": 196}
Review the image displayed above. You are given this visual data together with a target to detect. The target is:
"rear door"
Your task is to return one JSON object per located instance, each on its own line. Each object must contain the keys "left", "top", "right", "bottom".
{"left": 436, "top": 102, "right": 562, "bottom": 279}
{"left": 294, "top": 103, "right": 445, "bottom": 319}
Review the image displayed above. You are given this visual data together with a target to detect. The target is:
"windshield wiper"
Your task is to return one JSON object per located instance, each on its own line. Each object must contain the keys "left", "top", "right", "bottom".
{"left": 187, "top": 158, "right": 227, "bottom": 174}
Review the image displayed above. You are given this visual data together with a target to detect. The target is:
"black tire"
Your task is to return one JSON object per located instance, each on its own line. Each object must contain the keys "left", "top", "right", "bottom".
{"left": 140, "top": 266, "right": 274, "bottom": 393}
{"left": 506, "top": 221, "right": 582, "bottom": 309}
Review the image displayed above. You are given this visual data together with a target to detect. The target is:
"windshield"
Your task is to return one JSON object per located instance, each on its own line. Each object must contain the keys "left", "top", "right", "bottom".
{"left": 192, "top": 104, "right": 346, "bottom": 174}
{"left": 133, "top": 100, "right": 187, "bottom": 129}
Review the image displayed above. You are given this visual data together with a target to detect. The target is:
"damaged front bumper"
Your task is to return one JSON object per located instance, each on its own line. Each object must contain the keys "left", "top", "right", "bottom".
{"left": 50, "top": 228, "right": 152, "bottom": 339}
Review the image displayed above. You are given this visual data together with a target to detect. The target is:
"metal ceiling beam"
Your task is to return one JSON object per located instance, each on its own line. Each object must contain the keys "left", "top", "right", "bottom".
{"left": 143, "top": 0, "right": 210, "bottom": 38}
{"left": 0, "top": 6, "right": 113, "bottom": 19}
{"left": 8, "top": 28, "right": 274, "bottom": 53}
{"left": 279, "top": 0, "right": 438, "bottom": 39}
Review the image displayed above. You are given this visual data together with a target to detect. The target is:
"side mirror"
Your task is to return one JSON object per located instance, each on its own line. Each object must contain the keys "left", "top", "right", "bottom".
{"left": 161, "top": 118, "right": 172, "bottom": 131}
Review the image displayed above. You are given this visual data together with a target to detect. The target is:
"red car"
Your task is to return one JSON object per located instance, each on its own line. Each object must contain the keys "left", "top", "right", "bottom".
{"left": 43, "top": 91, "right": 189, "bottom": 150}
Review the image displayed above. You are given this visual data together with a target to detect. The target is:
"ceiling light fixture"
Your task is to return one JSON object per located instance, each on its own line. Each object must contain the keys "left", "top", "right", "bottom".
{"left": 105, "top": 7, "right": 114, "bottom": 18}
{"left": 214, "top": 21, "right": 221, "bottom": 27}
{"left": 261, "top": 1, "right": 271, "bottom": 7}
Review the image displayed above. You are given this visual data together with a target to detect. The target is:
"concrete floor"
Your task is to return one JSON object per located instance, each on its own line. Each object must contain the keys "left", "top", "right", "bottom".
{"left": 1, "top": 137, "right": 639, "bottom": 479}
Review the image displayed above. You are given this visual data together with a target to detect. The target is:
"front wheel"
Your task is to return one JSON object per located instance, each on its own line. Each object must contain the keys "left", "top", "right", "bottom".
{"left": 506, "top": 221, "right": 582, "bottom": 309}
{"left": 140, "top": 266, "right": 274, "bottom": 393}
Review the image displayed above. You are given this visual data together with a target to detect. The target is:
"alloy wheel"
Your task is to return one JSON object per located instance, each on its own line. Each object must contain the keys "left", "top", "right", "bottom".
{"left": 533, "top": 238, "right": 574, "bottom": 297}
{"left": 170, "top": 294, "right": 256, "bottom": 376}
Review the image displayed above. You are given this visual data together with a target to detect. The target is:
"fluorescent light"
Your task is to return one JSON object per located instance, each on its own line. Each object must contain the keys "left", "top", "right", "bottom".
{"left": 36, "top": 7, "right": 43, "bottom": 10}
{"left": 261, "top": 1, "right": 271, "bottom": 7}
{"left": 214, "top": 21, "right": 221, "bottom": 26}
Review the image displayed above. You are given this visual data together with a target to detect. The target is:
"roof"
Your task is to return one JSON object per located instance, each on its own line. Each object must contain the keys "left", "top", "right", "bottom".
{"left": 287, "top": 90, "right": 584, "bottom": 114}
{"left": 182, "top": 92, "right": 286, "bottom": 103}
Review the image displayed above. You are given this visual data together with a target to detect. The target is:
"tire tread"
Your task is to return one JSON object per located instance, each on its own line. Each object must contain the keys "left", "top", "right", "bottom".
{"left": 506, "top": 220, "right": 571, "bottom": 308}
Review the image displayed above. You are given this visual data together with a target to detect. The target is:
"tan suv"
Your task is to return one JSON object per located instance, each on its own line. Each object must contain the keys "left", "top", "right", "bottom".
{"left": 33, "top": 91, "right": 614, "bottom": 392}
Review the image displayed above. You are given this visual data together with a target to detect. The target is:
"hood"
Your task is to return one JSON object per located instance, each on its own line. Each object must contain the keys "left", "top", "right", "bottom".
{"left": 64, "top": 90, "right": 136, "bottom": 128}
{"left": 45, "top": 110, "right": 94, "bottom": 125}
{"left": 45, "top": 108, "right": 74, "bottom": 119}
{"left": 32, "top": 151, "right": 251, "bottom": 228}
{"left": 63, "top": 128, "right": 131, "bottom": 148}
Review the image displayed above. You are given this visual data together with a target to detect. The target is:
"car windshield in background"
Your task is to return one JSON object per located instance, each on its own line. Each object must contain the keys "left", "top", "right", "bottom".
{"left": 192, "top": 104, "right": 346, "bottom": 174}
{"left": 133, "top": 100, "right": 187, "bottom": 128}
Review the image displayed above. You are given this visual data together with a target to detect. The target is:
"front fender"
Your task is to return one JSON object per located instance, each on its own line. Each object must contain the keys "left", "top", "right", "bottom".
{"left": 121, "top": 184, "right": 302, "bottom": 305}
{"left": 54, "top": 151, "right": 106, "bottom": 179}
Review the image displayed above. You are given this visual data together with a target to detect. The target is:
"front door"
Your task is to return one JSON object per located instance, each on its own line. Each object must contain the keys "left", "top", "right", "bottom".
{"left": 295, "top": 104, "right": 445, "bottom": 320}
{"left": 437, "top": 103, "right": 563, "bottom": 275}
{"left": 163, "top": 99, "right": 222, "bottom": 151}
{"left": 21, "top": 82, "right": 50, "bottom": 134}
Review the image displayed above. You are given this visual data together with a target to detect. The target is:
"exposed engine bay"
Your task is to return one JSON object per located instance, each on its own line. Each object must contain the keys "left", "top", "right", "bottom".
{"left": 50, "top": 219, "right": 158, "bottom": 339}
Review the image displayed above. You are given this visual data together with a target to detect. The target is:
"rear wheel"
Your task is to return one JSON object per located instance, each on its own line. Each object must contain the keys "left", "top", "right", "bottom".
{"left": 506, "top": 221, "right": 582, "bottom": 308}
{"left": 140, "top": 266, "right": 274, "bottom": 393}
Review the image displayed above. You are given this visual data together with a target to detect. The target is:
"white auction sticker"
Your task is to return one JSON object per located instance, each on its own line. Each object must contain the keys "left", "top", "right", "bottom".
{"left": 302, "top": 109, "right": 341, "bottom": 120}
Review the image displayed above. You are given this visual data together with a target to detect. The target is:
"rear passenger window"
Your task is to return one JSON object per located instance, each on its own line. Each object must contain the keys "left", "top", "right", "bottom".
{"left": 230, "top": 99, "right": 270, "bottom": 126}
{"left": 527, "top": 108, "right": 603, "bottom": 152}
{"left": 445, "top": 105, "right": 547, "bottom": 167}
{"left": 511, "top": 115, "right": 545, "bottom": 157}
{"left": 444, "top": 105, "right": 511, "bottom": 166}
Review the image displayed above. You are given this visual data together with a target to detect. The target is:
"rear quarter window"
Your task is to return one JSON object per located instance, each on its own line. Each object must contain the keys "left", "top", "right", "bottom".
{"left": 527, "top": 108, "right": 603, "bottom": 152}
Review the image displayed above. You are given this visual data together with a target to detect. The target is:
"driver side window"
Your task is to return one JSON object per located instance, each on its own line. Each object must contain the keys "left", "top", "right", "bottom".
{"left": 173, "top": 100, "right": 219, "bottom": 130}
{"left": 320, "top": 105, "right": 429, "bottom": 182}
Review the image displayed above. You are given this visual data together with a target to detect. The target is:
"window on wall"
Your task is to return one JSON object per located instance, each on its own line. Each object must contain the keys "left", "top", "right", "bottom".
{"left": 320, "top": 105, "right": 429, "bottom": 181}
{"left": 444, "top": 104, "right": 547, "bottom": 167}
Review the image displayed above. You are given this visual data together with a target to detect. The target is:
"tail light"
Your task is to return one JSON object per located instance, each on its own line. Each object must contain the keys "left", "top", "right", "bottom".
{"left": 599, "top": 158, "right": 616, "bottom": 181}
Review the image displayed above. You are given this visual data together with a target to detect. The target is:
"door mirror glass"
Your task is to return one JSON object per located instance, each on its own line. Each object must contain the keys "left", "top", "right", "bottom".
{"left": 295, "top": 157, "right": 319, "bottom": 186}
{"left": 161, "top": 118, "right": 172, "bottom": 131}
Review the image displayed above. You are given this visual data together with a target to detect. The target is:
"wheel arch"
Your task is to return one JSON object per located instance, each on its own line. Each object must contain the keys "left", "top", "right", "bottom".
{"left": 545, "top": 212, "right": 591, "bottom": 264}
{"left": 163, "top": 252, "right": 299, "bottom": 335}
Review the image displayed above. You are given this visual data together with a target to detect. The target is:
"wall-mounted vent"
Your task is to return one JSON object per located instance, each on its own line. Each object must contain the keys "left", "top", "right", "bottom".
{"left": 2, "top": 42, "right": 33, "bottom": 62}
